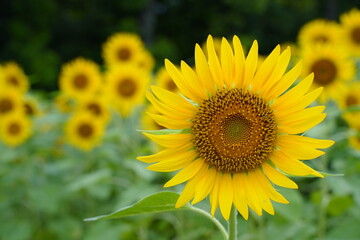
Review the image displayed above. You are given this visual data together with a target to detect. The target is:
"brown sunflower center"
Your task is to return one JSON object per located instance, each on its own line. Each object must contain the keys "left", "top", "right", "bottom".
{"left": 166, "top": 79, "right": 177, "bottom": 92}
{"left": 78, "top": 123, "right": 93, "bottom": 138}
{"left": 192, "top": 88, "right": 277, "bottom": 173}
{"left": 117, "top": 78, "right": 137, "bottom": 97}
{"left": 117, "top": 47, "right": 131, "bottom": 61}
{"left": 311, "top": 59, "right": 337, "bottom": 86}
{"left": 7, "top": 76, "right": 19, "bottom": 86}
{"left": 8, "top": 122, "right": 21, "bottom": 135}
{"left": 24, "top": 103, "right": 34, "bottom": 115}
{"left": 351, "top": 27, "right": 360, "bottom": 44}
{"left": 313, "top": 35, "right": 328, "bottom": 43}
{"left": 346, "top": 94, "right": 358, "bottom": 107}
{"left": 87, "top": 103, "right": 102, "bottom": 116}
{"left": 73, "top": 74, "right": 88, "bottom": 89}
{"left": 0, "top": 98, "right": 13, "bottom": 113}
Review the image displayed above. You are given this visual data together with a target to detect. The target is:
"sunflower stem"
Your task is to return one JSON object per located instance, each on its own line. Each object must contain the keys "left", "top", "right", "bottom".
{"left": 228, "top": 206, "right": 237, "bottom": 240}
{"left": 189, "top": 206, "right": 228, "bottom": 240}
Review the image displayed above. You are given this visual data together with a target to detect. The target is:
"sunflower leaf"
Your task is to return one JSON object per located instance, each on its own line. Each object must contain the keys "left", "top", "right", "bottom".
{"left": 84, "top": 191, "right": 189, "bottom": 221}
{"left": 137, "top": 129, "right": 185, "bottom": 135}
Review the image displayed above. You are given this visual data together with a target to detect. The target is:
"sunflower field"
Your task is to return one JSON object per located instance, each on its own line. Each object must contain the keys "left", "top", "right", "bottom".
{"left": 1, "top": 1, "right": 360, "bottom": 240}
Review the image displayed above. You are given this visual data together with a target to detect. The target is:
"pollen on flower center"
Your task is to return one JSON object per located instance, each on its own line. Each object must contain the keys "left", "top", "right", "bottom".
{"left": 192, "top": 88, "right": 277, "bottom": 173}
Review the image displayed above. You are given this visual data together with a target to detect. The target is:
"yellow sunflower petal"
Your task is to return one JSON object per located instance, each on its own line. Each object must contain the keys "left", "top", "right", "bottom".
{"left": 138, "top": 145, "right": 192, "bottom": 164}
{"left": 181, "top": 61, "right": 208, "bottom": 100}
{"left": 148, "top": 113, "right": 191, "bottom": 129}
{"left": 232, "top": 36, "right": 245, "bottom": 88}
{"left": 165, "top": 59, "right": 202, "bottom": 102}
{"left": 142, "top": 133, "right": 192, "bottom": 148}
{"left": 219, "top": 173, "right": 234, "bottom": 220}
{"left": 233, "top": 173, "right": 249, "bottom": 220}
{"left": 147, "top": 150, "right": 198, "bottom": 172}
{"left": 195, "top": 44, "right": 216, "bottom": 95}
{"left": 269, "top": 60, "right": 303, "bottom": 100}
{"left": 252, "top": 45, "right": 281, "bottom": 92}
{"left": 262, "top": 47, "right": 291, "bottom": 98}
{"left": 262, "top": 163, "right": 298, "bottom": 189}
{"left": 271, "top": 149, "right": 323, "bottom": 177}
{"left": 210, "top": 171, "right": 222, "bottom": 216}
{"left": 242, "top": 40, "right": 258, "bottom": 89}
{"left": 220, "top": 37, "right": 235, "bottom": 88}
{"left": 277, "top": 106, "right": 325, "bottom": 126}
{"left": 241, "top": 172, "right": 263, "bottom": 216}
{"left": 175, "top": 176, "right": 198, "bottom": 208}
{"left": 151, "top": 86, "right": 196, "bottom": 114}
{"left": 247, "top": 171, "right": 274, "bottom": 215}
{"left": 278, "top": 113, "right": 326, "bottom": 134}
{"left": 206, "top": 35, "right": 224, "bottom": 88}
{"left": 280, "top": 135, "right": 334, "bottom": 149}
{"left": 164, "top": 159, "right": 205, "bottom": 187}
{"left": 192, "top": 167, "right": 217, "bottom": 204}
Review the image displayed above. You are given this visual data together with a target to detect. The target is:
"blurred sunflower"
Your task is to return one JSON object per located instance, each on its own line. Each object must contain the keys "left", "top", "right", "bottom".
{"left": 155, "top": 66, "right": 178, "bottom": 93}
{"left": 0, "top": 89, "right": 23, "bottom": 119}
{"left": 138, "top": 35, "right": 334, "bottom": 220}
{"left": 1, "top": 61, "right": 29, "bottom": 94}
{"left": 77, "top": 96, "right": 110, "bottom": 123}
{"left": 65, "top": 112, "right": 105, "bottom": 151}
{"left": 300, "top": 44, "right": 355, "bottom": 103}
{"left": 102, "top": 32, "right": 145, "bottom": 66}
{"left": 340, "top": 8, "right": 360, "bottom": 56}
{"left": 0, "top": 112, "right": 31, "bottom": 147}
{"left": 137, "top": 50, "right": 155, "bottom": 73}
{"left": 23, "top": 96, "right": 41, "bottom": 117}
{"left": 349, "top": 133, "right": 360, "bottom": 151}
{"left": 298, "top": 19, "right": 342, "bottom": 47}
{"left": 141, "top": 105, "right": 165, "bottom": 131}
{"left": 58, "top": 58, "right": 102, "bottom": 101}
{"left": 55, "top": 94, "right": 75, "bottom": 113}
{"left": 104, "top": 64, "right": 149, "bottom": 117}
{"left": 339, "top": 82, "right": 360, "bottom": 129}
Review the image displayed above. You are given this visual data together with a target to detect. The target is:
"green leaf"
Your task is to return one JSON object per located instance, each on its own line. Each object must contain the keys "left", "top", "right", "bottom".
{"left": 137, "top": 129, "right": 186, "bottom": 135}
{"left": 84, "top": 192, "right": 188, "bottom": 221}
{"left": 318, "top": 172, "right": 344, "bottom": 177}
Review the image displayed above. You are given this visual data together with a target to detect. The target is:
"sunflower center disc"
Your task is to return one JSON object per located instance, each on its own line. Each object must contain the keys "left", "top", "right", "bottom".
{"left": 117, "top": 78, "right": 137, "bottom": 97}
{"left": 9, "top": 122, "right": 20, "bottom": 135}
{"left": 87, "top": 103, "right": 102, "bottom": 116}
{"left": 346, "top": 94, "right": 358, "bottom": 107}
{"left": 0, "top": 98, "right": 13, "bottom": 113}
{"left": 78, "top": 123, "right": 93, "bottom": 138}
{"left": 117, "top": 48, "right": 131, "bottom": 61}
{"left": 352, "top": 27, "right": 360, "bottom": 44}
{"left": 24, "top": 103, "right": 34, "bottom": 115}
{"left": 311, "top": 59, "right": 337, "bottom": 85}
{"left": 73, "top": 74, "right": 88, "bottom": 89}
{"left": 8, "top": 76, "right": 19, "bottom": 86}
{"left": 192, "top": 88, "right": 277, "bottom": 173}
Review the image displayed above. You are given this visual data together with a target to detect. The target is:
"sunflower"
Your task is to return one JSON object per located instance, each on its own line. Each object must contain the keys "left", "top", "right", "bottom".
{"left": 349, "top": 133, "right": 360, "bottom": 151}
{"left": 340, "top": 8, "right": 360, "bottom": 56}
{"left": 298, "top": 19, "right": 342, "bottom": 47}
{"left": 0, "top": 89, "right": 23, "bottom": 119}
{"left": 300, "top": 44, "right": 355, "bottom": 103}
{"left": 23, "top": 96, "right": 41, "bottom": 117}
{"left": 141, "top": 105, "right": 165, "bottom": 131}
{"left": 1, "top": 61, "right": 29, "bottom": 94}
{"left": 202, "top": 37, "right": 222, "bottom": 58}
{"left": 137, "top": 49, "right": 155, "bottom": 73}
{"left": 137, "top": 35, "right": 334, "bottom": 220}
{"left": 65, "top": 112, "right": 105, "bottom": 151}
{"left": 58, "top": 57, "right": 102, "bottom": 101}
{"left": 104, "top": 63, "right": 149, "bottom": 117}
{"left": 102, "top": 32, "right": 145, "bottom": 66}
{"left": 77, "top": 95, "right": 110, "bottom": 123}
{"left": 55, "top": 93, "right": 75, "bottom": 113}
{"left": 155, "top": 67, "right": 179, "bottom": 93}
{"left": 339, "top": 82, "right": 360, "bottom": 129}
{"left": 0, "top": 112, "right": 31, "bottom": 147}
